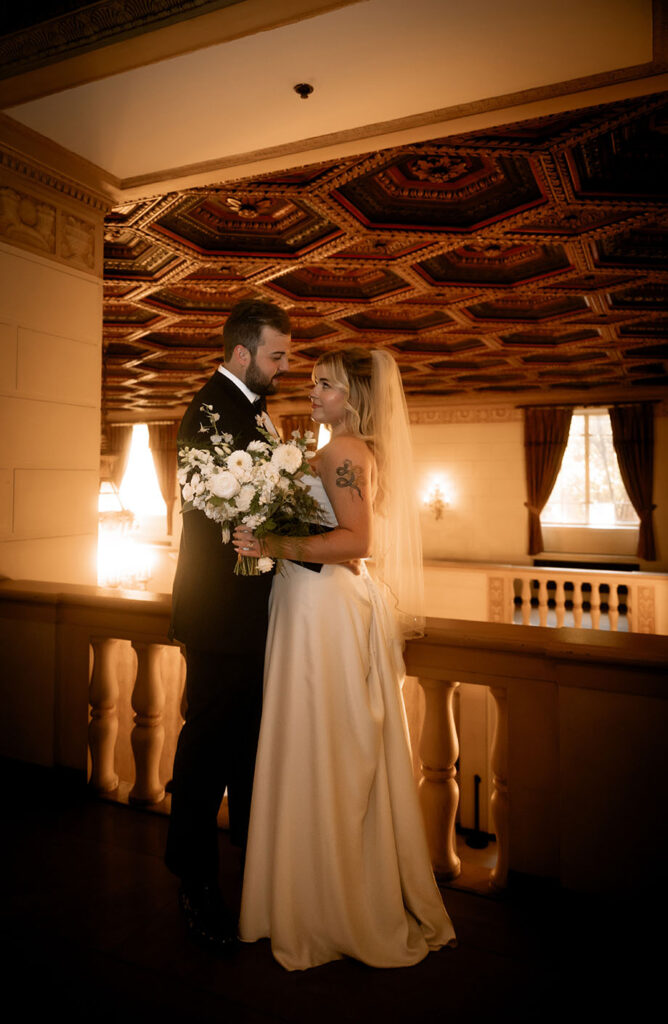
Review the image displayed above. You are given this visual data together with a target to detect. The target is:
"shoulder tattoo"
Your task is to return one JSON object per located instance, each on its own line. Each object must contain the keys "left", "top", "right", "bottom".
{"left": 335, "top": 459, "right": 363, "bottom": 499}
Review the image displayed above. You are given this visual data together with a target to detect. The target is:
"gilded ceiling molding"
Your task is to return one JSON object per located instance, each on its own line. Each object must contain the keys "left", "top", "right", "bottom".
{"left": 0, "top": 2, "right": 236, "bottom": 78}
{"left": 0, "top": 0, "right": 363, "bottom": 107}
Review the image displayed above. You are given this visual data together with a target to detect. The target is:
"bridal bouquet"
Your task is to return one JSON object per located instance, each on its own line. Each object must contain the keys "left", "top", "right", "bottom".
{"left": 178, "top": 403, "right": 321, "bottom": 575}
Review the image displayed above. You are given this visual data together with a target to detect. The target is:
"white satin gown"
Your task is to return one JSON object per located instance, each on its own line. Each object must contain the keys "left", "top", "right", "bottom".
{"left": 239, "top": 475, "right": 456, "bottom": 970}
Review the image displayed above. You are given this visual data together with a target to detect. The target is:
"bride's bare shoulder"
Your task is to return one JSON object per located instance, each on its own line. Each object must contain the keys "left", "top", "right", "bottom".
{"left": 319, "top": 434, "right": 373, "bottom": 466}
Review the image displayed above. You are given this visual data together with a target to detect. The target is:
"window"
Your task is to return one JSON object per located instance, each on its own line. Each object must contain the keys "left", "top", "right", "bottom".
{"left": 541, "top": 410, "right": 638, "bottom": 528}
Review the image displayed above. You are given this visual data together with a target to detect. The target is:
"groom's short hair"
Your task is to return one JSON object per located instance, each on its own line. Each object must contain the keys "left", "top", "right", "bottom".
{"left": 222, "top": 300, "right": 291, "bottom": 360}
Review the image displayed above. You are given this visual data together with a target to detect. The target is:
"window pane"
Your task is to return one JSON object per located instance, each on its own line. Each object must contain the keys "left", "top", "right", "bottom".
{"left": 542, "top": 418, "right": 586, "bottom": 523}
{"left": 541, "top": 411, "right": 638, "bottom": 527}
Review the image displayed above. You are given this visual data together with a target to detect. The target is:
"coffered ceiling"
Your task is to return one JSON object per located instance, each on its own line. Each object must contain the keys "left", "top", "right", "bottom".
{"left": 101, "top": 91, "right": 668, "bottom": 418}
{"left": 0, "top": 0, "right": 666, "bottom": 420}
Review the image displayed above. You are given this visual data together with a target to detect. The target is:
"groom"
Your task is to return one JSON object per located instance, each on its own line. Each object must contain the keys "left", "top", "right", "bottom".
{"left": 166, "top": 299, "right": 291, "bottom": 953}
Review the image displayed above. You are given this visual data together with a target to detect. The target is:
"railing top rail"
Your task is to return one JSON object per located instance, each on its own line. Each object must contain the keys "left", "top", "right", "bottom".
{"left": 414, "top": 617, "right": 668, "bottom": 667}
{"left": 0, "top": 579, "right": 171, "bottom": 615}
{"left": 406, "top": 618, "right": 668, "bottom": 698}
{"left": 423, "top": 560, "right": 668, "bottom": 581}
{"left": 2, "top": 581, "right": 666, "bottom": 695}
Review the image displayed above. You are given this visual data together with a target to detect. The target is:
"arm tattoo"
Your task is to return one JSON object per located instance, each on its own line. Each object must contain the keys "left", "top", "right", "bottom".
{"left": 335, "top": 459, "right": 363, "bottom": 500}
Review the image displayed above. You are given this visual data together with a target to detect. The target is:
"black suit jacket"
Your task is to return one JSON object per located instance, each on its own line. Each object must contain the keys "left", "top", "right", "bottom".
{"left": 170, "top": 371, "right": 273, "bottom": 653}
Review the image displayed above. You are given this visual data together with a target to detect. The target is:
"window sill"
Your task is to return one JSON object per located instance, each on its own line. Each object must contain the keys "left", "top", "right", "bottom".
{"left": 541, "top": 524, "right": 639, "bottom": 557}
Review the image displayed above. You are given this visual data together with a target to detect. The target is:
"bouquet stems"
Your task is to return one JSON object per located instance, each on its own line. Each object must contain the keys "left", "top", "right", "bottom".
{"left": 234, "top": 553, "right": 261, "bottom": 576}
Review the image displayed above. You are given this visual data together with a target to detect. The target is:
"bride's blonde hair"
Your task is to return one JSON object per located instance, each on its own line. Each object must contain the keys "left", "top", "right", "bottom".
{"left": 314, "top": 345, "right": 425, "bottom": 638}
{"left": 313, "top": 348, "right": 375, "bottom": 440}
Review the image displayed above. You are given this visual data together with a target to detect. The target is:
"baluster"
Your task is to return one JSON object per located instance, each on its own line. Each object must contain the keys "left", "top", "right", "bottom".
{"left": 626, "top": 584, "right": 635, "bottom": 632}
{"left": 417, "top": 677, "right": 461, "bottom": 880}
{"left": 489, "top": 685, "right": 509, "bottom": 890}
{"left": 555, "top": 579, "right": 565, "bottom": 627}
{"left": 590, "top": 583, "right": 601, "bottom": 630}
{"left": 88, "top": 637, "right": 121, "bottom": 793}
{"left": 129, "top": 642, "right": 166, "bottom": 804}
{"left": 609, "top": 584, "right": 620, "bottom": 632}
{"left": 572, "top": 581, "right": 583, "bottom": 627}
{"left": 537, "top": 578, "right": 549, "bottom": 627}
{"left": 520, "top": 577, "right": 532, "bottom": 625}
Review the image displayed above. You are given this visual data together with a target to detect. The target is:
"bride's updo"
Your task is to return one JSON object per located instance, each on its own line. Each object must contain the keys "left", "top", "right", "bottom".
{"left": 313, "top": 348, "right": 375, "bottom": 439}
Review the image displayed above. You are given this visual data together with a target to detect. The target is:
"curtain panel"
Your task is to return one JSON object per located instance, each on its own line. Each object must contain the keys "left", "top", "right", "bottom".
{"left": 280, "top": 413, "right": 314, "bottom": 443}
{"left": 609, "top": 403, "right": 657, "bottom": 561}
{"left": 523, "top": 407, "right": 572, "bottom": 555}
{"left": 148, "top": 421, "right": 179, "bottom": 535}
{"left": 105, "top": 424, "right": 133, "bottom": 491}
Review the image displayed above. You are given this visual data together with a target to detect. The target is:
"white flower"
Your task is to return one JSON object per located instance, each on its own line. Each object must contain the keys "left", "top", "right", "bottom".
{"left": 221, "top": 525, "right": 230, "bottom": 543}
{"left": 247, "top": 440, "right": 270, "bottom": 454}
{"left": 242, "top": 514, "right": 265, "bottom": 529}
{"left": 270, "top": 444, "right": 302, "bottom": 474}
{"left": 257, "top": 557, "right": 274, "bottom": 574}
{"left": 182, "top": 482, "right": 193, "bottom": 501}
{"left": 234, "top": 484, "right": 255, "bottom": 512}
{"left": 227, "top": 450, "right": 253, "bottom": 479}
{"left": 209, "top": 470, "right": 240, "bottom": 499}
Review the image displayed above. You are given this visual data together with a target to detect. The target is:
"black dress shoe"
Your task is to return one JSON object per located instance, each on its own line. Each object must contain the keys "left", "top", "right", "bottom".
{"left": 178, "top": 881, "right": 239, "bottom": 956}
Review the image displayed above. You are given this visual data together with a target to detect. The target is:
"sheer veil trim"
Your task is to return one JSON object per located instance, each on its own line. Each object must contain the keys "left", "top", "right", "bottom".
{"left": 369, "top": 349, "right": 425, "bottom": 639}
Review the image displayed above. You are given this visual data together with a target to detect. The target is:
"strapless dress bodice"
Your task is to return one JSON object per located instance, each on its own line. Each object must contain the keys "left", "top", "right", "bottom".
{"left": 302, "top": 472, "right": 338, "bottom": 528}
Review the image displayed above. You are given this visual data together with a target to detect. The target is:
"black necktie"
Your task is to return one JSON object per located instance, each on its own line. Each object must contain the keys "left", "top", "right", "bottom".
{"left": 253, "top": 397, "right": 266, "bottom": 413}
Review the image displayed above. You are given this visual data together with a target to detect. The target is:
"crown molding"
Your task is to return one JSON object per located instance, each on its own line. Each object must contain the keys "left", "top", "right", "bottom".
{"left": 118, "top": 69, "right": 668, "bottom": 200}
{"left": 0, "top": 113, "right": 120, "bottom": 210}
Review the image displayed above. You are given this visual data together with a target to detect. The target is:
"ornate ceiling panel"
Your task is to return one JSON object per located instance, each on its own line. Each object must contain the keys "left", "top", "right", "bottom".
{"left": 102, "top": 91, "right": 668, "bottom": 418}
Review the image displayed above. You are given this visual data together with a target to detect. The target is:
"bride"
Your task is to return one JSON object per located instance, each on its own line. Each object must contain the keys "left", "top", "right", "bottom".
{"left": 232, "top": 347, "right": 456, "bottom": 971}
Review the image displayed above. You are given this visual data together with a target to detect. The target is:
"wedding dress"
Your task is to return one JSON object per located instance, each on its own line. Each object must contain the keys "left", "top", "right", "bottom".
{"left": 239, "top": 474, "right": 456, "bottom": 970}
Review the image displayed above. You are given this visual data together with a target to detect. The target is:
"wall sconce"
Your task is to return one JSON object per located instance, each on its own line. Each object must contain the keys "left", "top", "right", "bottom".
{"left": 423, "top": 478, "right": 449, "bottom": 520}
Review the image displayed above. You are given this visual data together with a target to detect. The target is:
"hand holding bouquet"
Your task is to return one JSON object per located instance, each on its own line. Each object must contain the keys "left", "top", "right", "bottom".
{"left": 178, "top": 404, "right": 322, "bottom": 575}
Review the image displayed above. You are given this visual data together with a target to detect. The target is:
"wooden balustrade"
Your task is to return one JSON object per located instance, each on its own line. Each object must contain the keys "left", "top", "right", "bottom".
{"left": 483, "top": 565, "right": 662, "bottom": 634}
{"left": 2, "top": 580, "right": 667, "bottom": 894}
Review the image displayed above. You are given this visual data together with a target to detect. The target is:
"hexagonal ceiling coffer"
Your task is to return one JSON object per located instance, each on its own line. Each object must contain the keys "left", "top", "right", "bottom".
{"left": 331, "top": 153, "right": 546, "bottom": 231}
{"left": 153, "top": 195, "right": 343, "bottom": 257}
{"left": 416, "top": 243, "right": 570, "bottom": 287}
{"left": 266, "top": 265, "right": 410, "bottom": 302}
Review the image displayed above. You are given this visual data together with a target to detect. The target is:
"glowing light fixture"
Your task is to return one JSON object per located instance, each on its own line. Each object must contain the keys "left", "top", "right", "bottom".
{"left": 422, "top": 476, "right": 450, "bottom": 520}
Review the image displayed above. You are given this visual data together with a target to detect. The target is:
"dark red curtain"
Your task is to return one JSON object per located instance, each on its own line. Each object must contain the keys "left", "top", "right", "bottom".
{"left": 148, "top": 421, "right": 179, "bottom": 535}
{"left": 105, "top": 424, "right": 133, "bottom": 490}
{"left": 280, "top": 413, "right": 314, "bottom": 443}
{"left": 524, "top": 407, "right": 572, "bottom": 555}
{"left": 609, "top": 403, "right": 656, "bottom": 561}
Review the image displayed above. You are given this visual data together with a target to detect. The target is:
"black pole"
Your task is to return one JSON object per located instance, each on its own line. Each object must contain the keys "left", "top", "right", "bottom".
{"left": 465, "top": 773, "right": 489, "bottom": 849}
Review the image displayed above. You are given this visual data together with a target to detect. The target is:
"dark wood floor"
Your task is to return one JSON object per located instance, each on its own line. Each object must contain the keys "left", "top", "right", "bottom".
{"left": 0, "top": 760, "right": 657, "bottom": 1024}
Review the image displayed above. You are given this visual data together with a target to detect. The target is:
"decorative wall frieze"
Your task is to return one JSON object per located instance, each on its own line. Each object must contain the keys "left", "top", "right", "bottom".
{"left": 0, "top": 159, "right": 103, "bottom": 276}
{"left": 409, "top": 405, "right": 523, "bottom": 425}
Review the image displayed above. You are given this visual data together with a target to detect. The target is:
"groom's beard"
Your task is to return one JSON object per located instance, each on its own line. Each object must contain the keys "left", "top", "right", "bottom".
{"left": 246, "top": 354, "right": 282, "bottom": 396}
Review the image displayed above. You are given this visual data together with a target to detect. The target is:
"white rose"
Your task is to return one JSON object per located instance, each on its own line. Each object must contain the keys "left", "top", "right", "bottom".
{"left": 227, "top": 450, "right": 253, "bottom": 479}
{"left": 271, "top": 444, "right": 302, "bottom": 474}
{"left": 257, "top": 557, "right": 275, "bottom": 574}
{"left": 209, "top": 470, "right": 240, "bottom": 499}
{"left": 234, "top": 484, "right": 255, "bottom": 512}
{"left": 182, "top": 482, "right": 193, "bottom": 501}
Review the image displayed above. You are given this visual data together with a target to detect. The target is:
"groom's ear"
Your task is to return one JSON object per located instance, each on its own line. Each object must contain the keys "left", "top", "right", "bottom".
{"left": 234, "top": 344, "right": 250, "bottom": 364}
